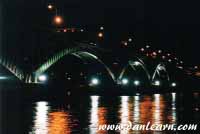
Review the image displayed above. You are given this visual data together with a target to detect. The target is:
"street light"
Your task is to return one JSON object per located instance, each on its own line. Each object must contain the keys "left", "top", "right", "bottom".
{"left": 47, "top": 4, "right": 53, "bottom": 10}
{"left": 171, "top": 82, "right": 176, "bottom": 87}
{"left": 124, "top": 42, "right": 128, "bottom": 46}
{"left": 38, "top": 74, "right": 47, "bottom": 82}
{"left": 0, "top": 76, "right": 8, "bottom": 80}
{"left": 100, "top": 26, "right": 104, "bottom": 30}
{"left": 98, "top": 32, "right": 103, "bottom": 38}
{"left": 91, "top": 78, "right": 99, "bottom": 86}
{"left": 128, "top": 38, "right": 132, "bottom": 42}
{"left": 146, "top": 45, "right": 150, "bottom": 48}
{"left": 122, "top": 78, "right": 129, "bottom": 85}
{"left": 134, "top": 80, "right": 140, "bottom": 86}
{"left": 154, "top": 80, "right": 161, "bottom": 86}
{"left": 140, "top": 48, "right": 145, "bottom": 52}
{"left": 53, "top": 15, "right": 63, "bottom": 25}
{"left": 133, "top": 61, "right": 140, "bottom": 66}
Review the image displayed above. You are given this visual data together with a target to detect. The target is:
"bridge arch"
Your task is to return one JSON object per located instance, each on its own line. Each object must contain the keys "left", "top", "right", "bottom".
{"left": 34, "top": 48, "right": 115, "bottom": 83}
{"left": 118, "top": 58, "right": 151, "bottom": 83}
{"left": 152, "top": 63, "right": 170, "bottom": 82}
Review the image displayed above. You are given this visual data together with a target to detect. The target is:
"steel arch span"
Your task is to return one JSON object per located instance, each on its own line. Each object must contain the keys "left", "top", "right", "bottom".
{"left": 0, "top": 57, "right": 26, "bottom": 81}
{"left": 152, "top": 63, "right": 170, "bottom": 82}
{"left": 34, "top": 48, "right": 115, "bottom": 83}
{"left": 118, "top": 58, "right": 151, "bottom": 83}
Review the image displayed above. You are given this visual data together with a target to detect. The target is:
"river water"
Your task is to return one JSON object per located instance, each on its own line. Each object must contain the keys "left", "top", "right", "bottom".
{"left": 1, "top": 87, "right": 199, "bottom": 134}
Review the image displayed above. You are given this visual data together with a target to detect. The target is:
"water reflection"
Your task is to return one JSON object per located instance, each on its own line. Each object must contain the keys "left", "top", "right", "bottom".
{"left": 120, "top": 96, "right": 130, "bottom": 134}
{"left": 133, "top": 95, "right": 140, "bottom": 124}
{"left": 32, "top": 101, "right": 49, "bottom": 134}
{"left": 171, "top": 93, "right": 177, "bottom": 124}
{"left": 153, "top": 94, "right": 164, "bottom": 124}
{"left": 89, "top": 96, "right": 99, "bottom": 134}
{"left": 25, "top": 93, "right": 200, "bottom": 134}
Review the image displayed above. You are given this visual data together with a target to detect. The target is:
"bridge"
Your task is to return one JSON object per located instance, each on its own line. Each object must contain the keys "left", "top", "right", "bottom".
{"left": 0, "top": 42, "right": 188, "bottom": 88}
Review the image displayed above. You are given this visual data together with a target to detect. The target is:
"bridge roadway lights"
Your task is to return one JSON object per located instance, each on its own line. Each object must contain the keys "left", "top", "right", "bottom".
{"left": 134, "top": 80, "right": 140, "bottom": 86}
{"left": 0, "top": 76, "right": 8, "bottom": 80}
{"left": 133, "top": 61, "right": 140, "bottom": 66}
{"left": 122, "top": 78, "right": 129, "bottom": 85}
{"left": 90, "top": 78, "right": 99, "bottom": 86}
{"left": 171, "top": 82, "right": 177, "bottom": 87}
{"left": 153, "top": 80, "right": 161, "bottom": 86}
{"left": 38, "top": 74, "right": 47, "bottom": 82}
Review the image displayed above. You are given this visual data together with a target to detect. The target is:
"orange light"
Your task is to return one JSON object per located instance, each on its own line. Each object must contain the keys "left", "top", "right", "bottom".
{"left": 98, "top": 32, "right": 103, "bottom": 38}
{"left": 54, "top": 16, "right": 63, "bottom": 25}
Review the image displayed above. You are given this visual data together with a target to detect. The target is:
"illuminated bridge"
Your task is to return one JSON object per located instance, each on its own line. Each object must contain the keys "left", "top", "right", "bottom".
{"left": 0, "top": 42, "right": 191, "bottom": 88}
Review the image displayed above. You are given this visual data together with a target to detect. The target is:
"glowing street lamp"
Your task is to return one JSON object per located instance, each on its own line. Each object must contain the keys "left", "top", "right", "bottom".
{"left": 133, "top": 61, "right": 140, "bottom": 66}
{"left": 146, "top": 45, "right": 150, "bottom": 48}
{"left": 124, "top": 42, "right": 128, "bottom": 46}
{"left": 128, "top": 38, "right": 132, "bottom": 42}
{"left": 38, "top": 74, "right": 47, "bottom": 82}
{"left": 171, "top": 82, "right": 176, "bottom": 87}
{"left": 98, "top": 32, "right": 103, "bottom": 38}
{"left": 0, "top": 76, "right": 8, "bottom": 80}
{"left": 140, "top": 48, "right": 145, "bottom": 52}
{"left": 122, "top": 78, "right": 129, "bottom": 85}
{"left": 53, "top": 15, "right": 63, "bottom": 25}
{"left": 100, "top": 26, "right": 104, "bottom": 30}
{"left": 134, "top": 80, "right": 140, "bottom": 86}
{"left": 47, "top": 4, "right": 53, "bottom": 10}
{"left": 154, "top": 80, "right": 161, "bottom": 86}
{"left": 91, "top": 78, "right": 99, "bottom": 86}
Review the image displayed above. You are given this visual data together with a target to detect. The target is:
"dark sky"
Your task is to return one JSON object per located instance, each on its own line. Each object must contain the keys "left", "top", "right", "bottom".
{"left": 1, "top": 0, "right": 200, "bottom": 65}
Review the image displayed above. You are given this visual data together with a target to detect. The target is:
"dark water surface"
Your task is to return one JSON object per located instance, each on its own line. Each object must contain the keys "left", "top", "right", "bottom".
{"left": 1, "top": 87, "right": 199, "bottom": 134}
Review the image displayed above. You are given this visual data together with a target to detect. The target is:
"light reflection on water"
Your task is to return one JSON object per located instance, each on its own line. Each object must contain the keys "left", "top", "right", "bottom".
{"left": 27, "top": 93, "right": 199, "bottom": 134}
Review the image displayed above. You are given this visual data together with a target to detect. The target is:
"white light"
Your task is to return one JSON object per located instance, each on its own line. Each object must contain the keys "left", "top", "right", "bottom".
{"left": 134, "top": 80, "right": 140, "bottom": 86}
{"left": 146, "top": 45, "right": 150, "bottom": 48}
{"left": 100, "top": 26, "right": 104, "bottom": 30}
{"left": 124, "top": 42, "right": 128, "bottom": 46}
{"left": 33, "top": 101, "right": 49, "bottom": 134}
{"left": 0, "top": 76, "right": 8, "bottom": 80}
{"left": 89, "top": 96, "right": 99, "bottom": 134}
{"left": 122, "top": 78, "right": 129, "bottom": 85}
{"left": 157, "top": 66, "right": 162, "bottom": 70}
{"left": 38, "top": 75, "right": 47, "bottom": 82}
{"left": 158, "top": 50, "right": 162, "bottom": 53}
{"left": 120, "top": 96, "right": 129, "bottom": 134}
{"left": 134, "top": 61, "right": 140, "bottom": 66}
{"left": 171, "top": 82, "right": 176, "bottom": 87}
{"left": 154, "top": 80, "right": 160, "bottom": 86}
{"left": 128, "top": 38, "right": 132, "bottom": 42}
{"left": 91, "top": 78, "right": 99, "bottom": 85}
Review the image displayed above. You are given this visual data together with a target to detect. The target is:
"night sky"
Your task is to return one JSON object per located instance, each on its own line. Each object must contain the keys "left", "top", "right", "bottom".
{"left": 1, "top": 0, "right": 200, "bottom": 65}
